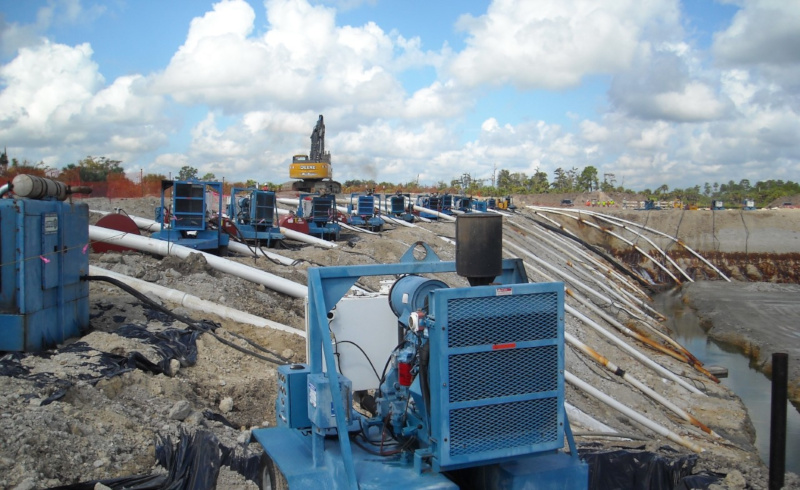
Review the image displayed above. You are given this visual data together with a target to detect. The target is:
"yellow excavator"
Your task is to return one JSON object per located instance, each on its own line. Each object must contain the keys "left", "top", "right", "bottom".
{"left": 289, "top": 115, "right": 342, "bottom": 194}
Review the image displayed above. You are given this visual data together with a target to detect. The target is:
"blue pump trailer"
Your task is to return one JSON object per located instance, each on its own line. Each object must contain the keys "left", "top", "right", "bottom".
{"left": 227, "top": 187, "right": 284, "bottom": 246}
{"left": 151, "top": 179, "right": 229, "bottom": 253}
{"left": 0, "top": 175, "right": 90, "bottom": 351}
{"left": 252, "top": 214, "right": 588, "bottom": 489}
{"left": 415, "top": 194, "right": 443, "bottom": 219}
{"left": 347, "top": 192, "right": 385, "bottom": 231}
{"left": 297, "top": 193, "right": 341, "bottom": 241}
{"left": 387, "top": 193, "right": 415, "bottom": 222}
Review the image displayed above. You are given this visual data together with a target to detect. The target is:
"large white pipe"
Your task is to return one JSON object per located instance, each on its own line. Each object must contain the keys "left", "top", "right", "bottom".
{"left": 566, "top": 303, "right": 704, "bottom": 395}
{"left": 578, "top": 208, "right": 730, "bottom": 281}
{"left": 412, "top": 205, "right": 457, "bottom": 222}
{"left": 565, "top": 402, "right": 618, "bottom": 433}
{"left": 0, "top": 183, "right": 10, "bottom": 197}
{"left": 279, "top": 226, "right": 338, "bottom": 248}
{"left": 565, "top": 332, "right": 718, "bottom": 437}
{"left": 565, "top": 371, "right": 703, "bottom": 453}
{"left": 90, "top": 209, "right": 301, "bottom": 264}
{"left": 89, "top": 265, "right": 305, "bottom": 337}
{"left": 89, "top": 225, "right": 309, "bottom": 298}
{"left": 531, "top": 206, "right": 730, "bottom": 282}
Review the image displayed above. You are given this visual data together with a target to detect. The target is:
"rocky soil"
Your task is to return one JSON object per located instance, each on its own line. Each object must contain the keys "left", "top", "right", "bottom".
{"left": 1, "top": 194, "right": 798, "bottom": 489}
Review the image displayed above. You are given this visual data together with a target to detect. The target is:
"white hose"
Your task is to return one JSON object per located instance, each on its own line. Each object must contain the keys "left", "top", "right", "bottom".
{"left": 90, "top": 209, "right": 300, "bottom": 264}
{"left": 412, "top": 205, "right": 457, "bottom": 222}
{"left": 89, "top": 225, "right": 308, "bottom": 298}
{"left": 89, "top": 265, "right": 305, "bottom": 337}
{"left": 565, "top": 371, "right": 703, "bottom": 452}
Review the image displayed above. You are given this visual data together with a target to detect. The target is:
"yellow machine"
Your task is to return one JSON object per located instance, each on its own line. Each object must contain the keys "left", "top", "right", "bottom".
{"left": 496, "top": 196, "right": 516, "bottom": 211}
{"left": 289, "top": 115, "right": 342, "bottom": 194}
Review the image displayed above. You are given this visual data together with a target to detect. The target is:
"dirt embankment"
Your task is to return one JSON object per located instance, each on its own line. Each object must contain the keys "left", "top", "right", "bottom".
{"left": 532, "top": 205, "right": 800, "bottom": 283}
{"left": 681, "top": 281, "right": 800, "bottom": 408}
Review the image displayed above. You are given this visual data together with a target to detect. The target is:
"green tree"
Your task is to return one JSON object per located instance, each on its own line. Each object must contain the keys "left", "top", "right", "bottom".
{"left": 178, "top": 165, "right": 198, "bottom": 180}
{"left": 201, "top": 172, "right": 217, "bottom": 181}
{"left": 62, "top": 156, "right": 124, "bottom": 182}
{"left": 577, "top": 166, "right": 599, "bottom": 192}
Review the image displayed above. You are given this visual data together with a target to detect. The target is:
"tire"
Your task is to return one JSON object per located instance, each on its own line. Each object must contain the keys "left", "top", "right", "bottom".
{"left": 260, "top": 453, "right": 289, "bottom": 490}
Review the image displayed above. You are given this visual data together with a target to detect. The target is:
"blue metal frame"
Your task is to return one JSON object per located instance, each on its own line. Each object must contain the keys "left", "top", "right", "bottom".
{"left": 151, "top": 179, "right": 229, "bottom": 251}
{"left": 297, "top": 193, "right": 340, "bottom": 241}
{"left": 253, "top": 243, "right": 586, "bottom": 489}
{"left": 227, "top": 187, "right": 284, "bottom": 246}
{"left": 0, "top": 198, "right": 89, "bottom": 351}
{"left": 347, "top": 193, "right": 384, "bottom": 231}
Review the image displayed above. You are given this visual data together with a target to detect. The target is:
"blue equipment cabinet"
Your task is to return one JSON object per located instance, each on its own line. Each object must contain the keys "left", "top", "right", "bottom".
{"left": 227, "top": 187, "right": 284, "bottom": 246}
{"left": 0, "top": 195, "right": 89, "bottom": 351}
{"left": 151, "top": 179, "right": 229, "bottom": 253}
{"left": 253, "top": 229, "right": 588, "bottom": 489}
{"left": 297, "top": 193, "right": 340, "bottom": 241}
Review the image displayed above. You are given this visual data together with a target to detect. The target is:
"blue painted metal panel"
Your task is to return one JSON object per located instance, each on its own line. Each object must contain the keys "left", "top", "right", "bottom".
{"left": 0, "top": 198, "right": 89, "bottom": 351}
{"left": 253, "top": 427, "right": 457, "bottom": 489}
{"left": 427, "top": 283, "right": 566, "bottom": 471}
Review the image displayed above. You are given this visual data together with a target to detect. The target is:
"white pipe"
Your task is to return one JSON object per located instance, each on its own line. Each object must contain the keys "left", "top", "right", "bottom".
{"left": 89, "top": 265, "right": 305, "bottom": 337}
{"left": 577, "top": 208, "right": 730, "bottom": 281}
{"left": 530, "top": 206, "right": 730, "bottom": 282}
{"left": 565, "top": 371, "right": 703, "bottom": 452}
{"left": 279, "top": 226, "right": 338, "bottom": 248}
{"left": 565, "top": 402, "right": 618, "bottom": 433}
{"left": 339, "top": 221, "right": 380, "bottom": 235}
{"left": 90, "top": 209, "right": 301, "bottom": 265}
{"left": 412, "top": 205, "right": 457, "bottom": 222}
{"left": 565, "top": 332, "right": 718, "bottom": 437}
{"left": 89, "top": 225, "right": 308, "bottom": 298}
{"left": 532, "top": 208, "right": 682, "bottom": 284}
{"left": 507, "top": 240, "right": 702, "bottom": 393}
{"left": 506, "top": 228, "right": 648, "bottom": 317}
{"left": 565, "top": 303, "right": 704, "bottom": 395}
{"left": 382, "top": 215, "right": 416, "bottom": 228}
{"left": 0, "top": 183, "right": 10, "bottom": 197}
{"left": 508, "top": 217, "right": 648, "bottom": 302}
{"left": 503, "top": 238, "right": 651, "bottom": 322}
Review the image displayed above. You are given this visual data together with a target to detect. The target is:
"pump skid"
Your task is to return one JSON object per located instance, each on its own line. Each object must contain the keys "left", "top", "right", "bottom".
{"left": 252, "top": 215, "right": 588, "bottom": 489}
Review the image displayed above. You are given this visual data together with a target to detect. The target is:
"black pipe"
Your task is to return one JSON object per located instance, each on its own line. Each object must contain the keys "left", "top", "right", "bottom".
{"left": 769, "top": 352, "right": 788, "bottom": 490}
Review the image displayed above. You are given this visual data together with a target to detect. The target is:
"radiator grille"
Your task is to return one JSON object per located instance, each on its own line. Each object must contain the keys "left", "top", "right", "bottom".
{"left": 432, "top": 287, "right": 564, "bottom": 468}
{"left": 449, "top": 398, "right": 559, "bottom": 456}
{"left": 446, "top": 292, "right": 558, "bottom": 348}
{"left": 448, "top": 346, "right": 558, "bottom": 403}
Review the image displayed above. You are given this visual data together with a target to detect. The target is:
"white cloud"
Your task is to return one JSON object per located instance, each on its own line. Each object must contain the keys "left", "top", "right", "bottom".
{"left": 153, "top": 0, "right": 426, "bottom": 116}
{"left": 0, "top": 40, "right": 169, "bottom": 166}
{"left": 713, "top": 0, "right": 800, "bottom": 66}
{"left": 448, "top": 0, "right": 681, "bottom": 89}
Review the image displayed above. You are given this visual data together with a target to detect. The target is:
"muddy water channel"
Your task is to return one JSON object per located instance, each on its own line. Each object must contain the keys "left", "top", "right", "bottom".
{"left": 654, "top": 289, "right": 800, "bottom": 474}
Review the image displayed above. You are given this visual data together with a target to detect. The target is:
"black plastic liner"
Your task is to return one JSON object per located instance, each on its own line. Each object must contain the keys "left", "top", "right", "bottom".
{"left": 580, "top": 446, "right": 723, "bottom": 489}
{"left": 50, "top": 430, "right": 265, "bottom": 490}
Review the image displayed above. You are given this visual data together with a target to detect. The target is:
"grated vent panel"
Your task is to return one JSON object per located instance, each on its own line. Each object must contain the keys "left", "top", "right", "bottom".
{"left": 448, "top": 346, "right": 557, "bottom": 403}
{"left": 449, "top": 398, "right": 559, "bottom": 456}
{"left": 446, "top": 293, "right": 559, "bottom": 348}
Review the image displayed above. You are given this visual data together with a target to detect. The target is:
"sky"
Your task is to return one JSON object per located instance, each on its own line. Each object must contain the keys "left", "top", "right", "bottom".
{"left": 0, "top": 0, "right": 799, "bottom": 191}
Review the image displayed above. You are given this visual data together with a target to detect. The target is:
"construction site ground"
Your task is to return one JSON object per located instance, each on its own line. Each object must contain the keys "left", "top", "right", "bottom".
{"left": 1, "top": 194, "right": 799, "bottom": 489}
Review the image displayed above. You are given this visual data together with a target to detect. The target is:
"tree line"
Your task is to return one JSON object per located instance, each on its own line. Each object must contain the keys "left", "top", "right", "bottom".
{"left": 2, "top": 156, "right": 797, "bottom": 207}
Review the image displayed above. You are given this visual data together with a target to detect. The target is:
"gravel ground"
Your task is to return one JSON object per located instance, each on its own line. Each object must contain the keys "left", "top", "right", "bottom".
{"left": 1, "top": 194, "right": 798, "bottom": 489}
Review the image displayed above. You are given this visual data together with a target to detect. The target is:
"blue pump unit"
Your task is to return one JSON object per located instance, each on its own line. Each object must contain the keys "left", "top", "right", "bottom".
{"left": 297, "top": 193, "right": 340, "bottom": 240}
{"left": 347, "top": 192, "right": 384, "bottom": 231}
{"left": 253, "top": 216, "right": 588, "bottom": 489}
{"left": 0, "top": 176, "right": 90, "bottom": 351}
{"left": 415, "top": 194, "right": 443, "bottom": 219}
{"left": 387, "top": 193, "right": 415, "bottom": 222}
{"left": 151, "top": 179, "right": 229, "bottom": 253}
{"left": 226, "top": 187, "right": 284, "bottom": 246}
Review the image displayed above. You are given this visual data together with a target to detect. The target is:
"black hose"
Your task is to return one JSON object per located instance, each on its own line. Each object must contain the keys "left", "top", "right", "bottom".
{"left": 83, "top": 274, "right": 291, "bottom": 364}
